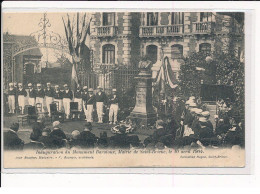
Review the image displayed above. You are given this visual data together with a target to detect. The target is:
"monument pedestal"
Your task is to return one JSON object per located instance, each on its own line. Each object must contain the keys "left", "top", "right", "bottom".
{"left": 129, "top": 68, "right": 157, "bottom": 127}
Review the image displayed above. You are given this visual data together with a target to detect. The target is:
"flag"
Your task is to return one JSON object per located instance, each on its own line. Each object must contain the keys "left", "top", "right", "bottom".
{"left": 156, "top": 56, "right": 175, "bottom": 89}
{"left": 71, "top": 63, "right": 79, "bottom": 92}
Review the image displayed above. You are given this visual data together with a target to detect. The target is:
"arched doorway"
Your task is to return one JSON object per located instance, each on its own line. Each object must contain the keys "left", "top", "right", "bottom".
{"left": 23, "top": 63, "right": 35, "bottom": 85}
{"left": 146, "top": 45, "right": 158, "bottom": 64}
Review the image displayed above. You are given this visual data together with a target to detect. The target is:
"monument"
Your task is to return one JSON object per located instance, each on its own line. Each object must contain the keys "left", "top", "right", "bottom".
{"left": 129, "top": 60, "right": 157, "bottom": 126}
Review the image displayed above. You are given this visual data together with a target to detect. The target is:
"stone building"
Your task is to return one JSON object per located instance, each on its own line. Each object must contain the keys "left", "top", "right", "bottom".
{"left": 89, "top": 12, "right": 243, "bottom": 85}
{"left": 3, "top": 33, "right": 42, "bottom": 89}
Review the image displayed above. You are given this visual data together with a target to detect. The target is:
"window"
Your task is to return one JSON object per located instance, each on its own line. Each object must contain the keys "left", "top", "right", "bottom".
{"left": 171, "top": 44, "right": 183, "bottom": 59}
{"left": 171, "top": 12, "right": 184, "bottom": 25}
{"left": 102, "top": 44, "right": 115, "bottom": 64}
{"left": 103, "top": 13, "right": 114, "bottom": 26}
{"left": 199, "top": 43, "right": 211, "bottom": 55}
{"left": 146, "top": 45, "right": 158, "bottom": 64}
{"left": 200, "top": 12, "right": 212, "bottom": 22}
{"left": 147, "top": 12, "right": 158, "bottom": 26}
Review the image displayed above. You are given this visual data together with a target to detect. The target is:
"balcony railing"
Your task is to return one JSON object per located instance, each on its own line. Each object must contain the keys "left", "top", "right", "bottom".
{"left": 139, "top": 24, "right": 184, "bottom": 37}
{"left": 96, "top": 26, "right": 118, "bottom": 37}
{"left": 192, "top": 22, "right": 213, "bottom": 34}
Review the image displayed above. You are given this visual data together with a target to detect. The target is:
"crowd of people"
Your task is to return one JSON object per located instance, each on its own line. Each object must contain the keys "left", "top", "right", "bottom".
{"left": 6, "top": 82, "right": 120, "bottom": 124}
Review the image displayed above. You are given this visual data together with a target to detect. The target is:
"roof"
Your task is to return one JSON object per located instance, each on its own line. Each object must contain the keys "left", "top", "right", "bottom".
{"left": 3, "top": 33, "right": 42, "bottom": 56}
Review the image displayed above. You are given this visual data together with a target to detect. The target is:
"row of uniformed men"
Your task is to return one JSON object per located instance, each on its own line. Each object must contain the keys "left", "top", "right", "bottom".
{"left": 7, "top": 82, "right": 119, "bottom": 124}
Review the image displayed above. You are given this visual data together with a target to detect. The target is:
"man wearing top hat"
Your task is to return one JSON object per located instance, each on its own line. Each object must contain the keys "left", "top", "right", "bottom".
{"left": 109, "top": 88, "right": 119, "bottom": 125}
{"left": 53, "top": 85, "right": 63, "bottom": 112}
{"left": 84, "top": 88, "right": 96, "bottom": 122}
{"left": 45, "top": 82, "right": 54, "bottom": 117}
{"left": 35, "top": 83, "right": 45, "bottom": 112}
{"left": 17, "top": 83, "right": 27, "bottom": 114}
{"left": 95, "top": 86, "right": 107, "bottom": 123}
{"left": 8, "top": 83, "right": 16, "bottom": 114}
{"left": 63, "top": 84, "right": 73, "bottom": 119}
{"left": 74, "top": 85, "right": 83, "bottom": 115}
{"left": 82, "top": 86, "right": 89, "bottom": 120}
{"left": 28, "top": 83, "right": 36, "bottom": 106}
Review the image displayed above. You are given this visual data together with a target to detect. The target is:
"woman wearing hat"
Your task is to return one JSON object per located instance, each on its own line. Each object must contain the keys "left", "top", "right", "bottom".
{"left": 8, "top": 83, "right": 16, "bottom": 114}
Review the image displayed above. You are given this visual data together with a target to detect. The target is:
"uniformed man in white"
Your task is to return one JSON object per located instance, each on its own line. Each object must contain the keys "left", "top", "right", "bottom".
{"left": 95, "top": 86, "right": 107, "bottom": 123}
{"left": 8, "top": 83, "right": 16, "bottom": 114}
{"left": 63, "top": 84, "right": 73, "bottom": 119}
{"left": 53, "top": 85, "right": 63, "bottom": 112}
{"left": 45, "top": 82, "right": 54, "bottom": 117}
{"left": 28, "top": 83, "right": 36, "bottom": 106}
{"left": 82, "top": 86, "right": 89, "bottom": 120}
{"left": 109, "top": 89, "right": 119, "bottom": 124}
{"left": 74, "top": 85, "right": 83, "bottom": 114}
{"left": 85, "top": 88, "right": 96, "bottom": 122}
{"left": 35, "top": 83, "right": 45, "bottom": 112}
{"left": 17, "top": 83, "right": 27, "bottom": 114}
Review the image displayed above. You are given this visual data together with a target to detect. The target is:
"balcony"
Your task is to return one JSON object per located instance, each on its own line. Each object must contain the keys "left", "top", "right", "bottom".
{"left": 192, "top": 22, "right": 213, "bottom": 34}
{"left": 139, "top": 24, "right": 184, "bottom": 37}
{"left": 96, "top": 26, "right": 118, "bottom": 37}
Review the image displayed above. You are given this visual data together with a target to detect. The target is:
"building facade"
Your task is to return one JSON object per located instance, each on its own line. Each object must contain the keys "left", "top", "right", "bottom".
{"left": 3, "top": 33, "right": 43, "bottom": 90}
{"left": 90, "top": 12, "right": 243, "bottom": 82}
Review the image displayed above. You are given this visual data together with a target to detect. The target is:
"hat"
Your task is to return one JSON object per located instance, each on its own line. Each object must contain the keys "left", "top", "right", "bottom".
{"left": 55, "top": 85, "right": 59, "bottom": 88}
{"left": 112, "top": 88, "right": 117, "bottom": 92}
{"left": 42, "top": 128, "right": 51, "bottom": 133}
{"left": 195, "top": 109, "right": 203, "bottom": 115}
{"left": 189, "top": 102, "right": 197, "bottom": 107}
{"left": 201, "top": 111, "right": 210, "bottom": 117}
{"left": 47, "top": 82, "right": 51, "bottom": 85}
{"left": 64, "top": 84, "right": 68, "bottom": 87}
{"left": 53, "top": 121, "right": 61, "bottom": 128}
{"left": 190, "top": 108, "right": 197, "bottom": 113}
{"left": 10, "top": 123, "right": 19, "bottom": 131}
{"left": 71, "top": 130, "right": 80, "bottom": 139}
{"left": 37, "top": 83, "right": 41, "bottom": 87}
{"left": 156, "top": 120, "right": 164, "bottom": 127}
{"left": 9, "top": 83, "right": 14, "bottom": 87}
{"left": 189, "top": 96, "right": 195, "bottom": 100}
{"left": 83, "top": 86, "right": 88, "bottom": 90}
{"left": 18, "top": 83, "right": 22, "bottom": 86}
{"left": 28, "top": 83, "right": 32, "bottom": 87}
{"left": 85, "top": 122, "right": 92, "bottom": 130}
{"left": 185, "top": 101, "right": 190, "bottom": 105}
{"left": 97, "top": 86, "right": 102, "bottom": 89}
{"left": 199, "top": 117, "right": 207, "bottom": 122}
{"left": 88, "top": 88, "right": 93, "bottom": 92}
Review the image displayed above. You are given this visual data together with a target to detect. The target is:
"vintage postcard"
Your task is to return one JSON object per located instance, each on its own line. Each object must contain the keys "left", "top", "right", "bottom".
{"left": 1, "top": 10, "right": 248, "bottom": 170}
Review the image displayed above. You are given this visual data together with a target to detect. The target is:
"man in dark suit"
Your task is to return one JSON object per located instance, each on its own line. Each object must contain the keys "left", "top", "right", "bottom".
{"left": 79, "top": 122, "right": 98, "bottom": 148}
{"left": 38, "top": 128, "right": 57, "bottom": 149}
{"left": 24, "top": 132, "right": 45, "bottom": 150}
{"left": 109, "top": 125, "right": 131, "bottom": 149}
{"left": 4, "top": 123, "right": 24, "bottom": 150}
{"left": 49, "top": 121, "right": 67, "bottom": 148}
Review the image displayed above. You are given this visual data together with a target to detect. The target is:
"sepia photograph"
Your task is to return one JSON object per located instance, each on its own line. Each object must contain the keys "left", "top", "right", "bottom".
{"left": 2, "top": 10, "right": 246, "bottom": 168}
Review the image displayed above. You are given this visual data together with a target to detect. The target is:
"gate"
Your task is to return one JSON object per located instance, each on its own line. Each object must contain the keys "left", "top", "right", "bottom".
{"left": 78, "top": 65, "right": 139, "bottom": 94}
